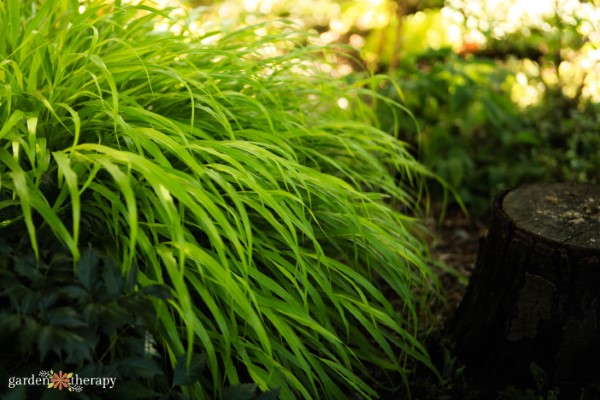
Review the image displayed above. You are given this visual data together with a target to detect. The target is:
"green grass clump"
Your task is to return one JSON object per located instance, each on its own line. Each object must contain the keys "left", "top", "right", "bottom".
{"left": 0, "top": 1, "right": 438, "bottom": 398}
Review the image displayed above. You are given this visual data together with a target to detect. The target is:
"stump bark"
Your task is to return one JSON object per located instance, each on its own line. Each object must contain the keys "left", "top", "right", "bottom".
{"left": 450, "top": 182, "right": 600, "bottom": 392}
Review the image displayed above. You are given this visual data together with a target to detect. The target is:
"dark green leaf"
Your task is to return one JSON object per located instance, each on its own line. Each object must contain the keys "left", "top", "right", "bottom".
{"left": 37, "top": 292, "right": 61, "bottom": 312}
{"left": 63, "top": 334, "right": 94, "bottom": 363}
{"left": 0, "top": 270, "right": 19, "bottom": 292}
{"left": 118, "top": 357, "right": 163, "bottom": 379}
{"left": 172, "top": 353, "right": 206, "bottom": 386}
{"left": 164, "top": 392, "right": 190, "bottom": 400}
{"left": 77, "top": 248, "right": 99, "bottom": 291}
{"left": 45, "top": 307, "right": 86, "bottom": 328}
{"left": 60, "top": 285, "right": 88, "bottom": 299}
{"left": 121, "top": 296, "right": 154, "bottom": 320}
{"left": 255, "top": 388, "right": 281, "bottom": 400}
{"left": 141, "top": 284, "right": 172, "bottom": 300}
{"left": 37, "top": 326, "right": 56, "bottom": 360}
{"left": 102, "top": 260, "right": 123, "bottom": 298}
{"left": 97, "top": 304, "right": 131, "bottom": 335}
{"left": 14, "top": 255, "right": 43, "bottom": 281}
{"left": 222, "top": 384, "right": 258, "bottom": 400}
{"left": 79, "top": 363, "right": 119, "bottom": 379}
{"left": 0, "top": 314, "right": 22, "bottom": 337}
{"left": 108, "top": 381, "right": 161, "bottom": 400}
{"left": 125, "top": 263, "right": 139, "bottom": 291}
{"left": 2, "top": 386, "right": 27, "bottom": 400}
{"left": 18, "top": 289, "right": 38, "bottom": 314}
{"left": 0, "top": 237, "right": 12, "bottom": 255}
{"left": 40, "top": 326, "right": 89, "bottom": 357}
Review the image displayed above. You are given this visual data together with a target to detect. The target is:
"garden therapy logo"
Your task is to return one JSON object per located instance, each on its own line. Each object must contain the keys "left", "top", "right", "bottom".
{"left": 8, "top": 370, "right": 117, "bottom": 392}
{"left": 42, "top": 370, "right": 81, "bottom": 392}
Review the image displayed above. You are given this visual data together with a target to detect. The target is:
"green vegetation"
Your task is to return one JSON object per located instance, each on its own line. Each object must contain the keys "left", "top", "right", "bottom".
{"left": 0, "top": 1, "right": 440, "bottom": 399}
{"left": 0, "top": 242, "right": 280, "bottom": 399}
{"left": 376, "top": 51, "right": 530, "bottom": 214}
{"left": 379, "top": 1, "right": 600, "bottom": 214}
{"left": 3, "top": 0, "right": 598, "bottom": 398}
{"left": 377, "top": 50, "right": 600, "bottom": 214}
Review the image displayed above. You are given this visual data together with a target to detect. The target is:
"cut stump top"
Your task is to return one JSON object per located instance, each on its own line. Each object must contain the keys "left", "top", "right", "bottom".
{"left": 503, "top": 182, "right": 600, "bottom": 250}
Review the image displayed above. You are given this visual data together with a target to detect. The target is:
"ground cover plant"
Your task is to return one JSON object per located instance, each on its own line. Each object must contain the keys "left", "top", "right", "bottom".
{"left": 0, "top": 1, "right": 441, "bottom": 398}
{"left": 0, "top": 241, "right": 279, "bottom": 400}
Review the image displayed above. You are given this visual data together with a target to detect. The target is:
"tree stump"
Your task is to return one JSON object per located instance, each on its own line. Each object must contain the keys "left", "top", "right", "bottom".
{"left": 450, "top": 182, "right": 600, "bottom": 393}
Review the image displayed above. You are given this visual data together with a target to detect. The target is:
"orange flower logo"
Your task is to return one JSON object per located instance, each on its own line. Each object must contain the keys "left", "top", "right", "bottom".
{"left": 48, "top": 370, "right": 73, "bottom": 390}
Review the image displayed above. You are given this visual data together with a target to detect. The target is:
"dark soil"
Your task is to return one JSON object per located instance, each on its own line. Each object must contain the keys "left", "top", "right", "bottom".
{"left": 428, "top": 207, "right": 487, "bottom": 324}
{"left": 407, "top": 206, "right": 489, "bottom": 400}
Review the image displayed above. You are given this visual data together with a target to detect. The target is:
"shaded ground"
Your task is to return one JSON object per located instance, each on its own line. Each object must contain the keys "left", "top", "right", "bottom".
{"left": 372, "top": 206, "right": 489, "bottom": 400}
{"left": 407, "top": 206, "right": 491, "bottom": 400}
{"left": 429, "top": 207, "right": 488, "bottom": 324}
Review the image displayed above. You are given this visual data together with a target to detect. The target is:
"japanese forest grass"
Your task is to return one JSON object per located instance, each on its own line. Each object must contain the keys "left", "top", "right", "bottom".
{"left": 1, "top": 1, "right": 440, "bottom": 398}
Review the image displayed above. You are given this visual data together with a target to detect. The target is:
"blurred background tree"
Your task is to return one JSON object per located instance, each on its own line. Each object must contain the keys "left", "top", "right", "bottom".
{"left": 120, "top": 0, "right": 600, "bottom": 214}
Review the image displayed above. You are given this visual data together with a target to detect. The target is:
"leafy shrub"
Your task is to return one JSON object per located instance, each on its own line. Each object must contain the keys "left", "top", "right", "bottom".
{"left": 0, "top": 1, "right": 438, "bottom": 398}
{"left": 376, "top": 51, "right": 537, "bottom": 213}
{"left": 377, "top": 50, "right": 599, "bottom": 215}
{"left": 525, "top": 88, "right": 600, "bottom": 185}
{"left": 0, "top": 241, "right": 279, "bottom": 399}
